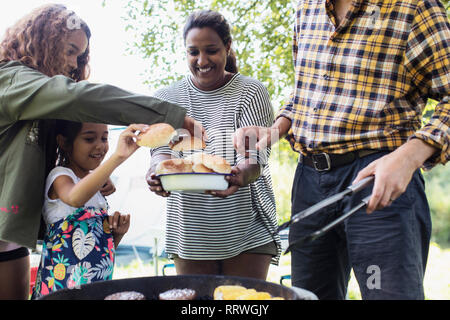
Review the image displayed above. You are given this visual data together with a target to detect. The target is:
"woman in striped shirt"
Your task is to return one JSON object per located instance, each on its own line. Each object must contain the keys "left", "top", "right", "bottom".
{"left": 146, "top": 10, "right": 281, "bottom": 279}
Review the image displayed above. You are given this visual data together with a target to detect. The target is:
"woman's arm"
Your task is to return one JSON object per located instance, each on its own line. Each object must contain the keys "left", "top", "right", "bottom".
{"left": 146, "top": 152, "right": 173, "bottom": 197}
{"left": 0, "top": 61, "right": 186, "bottom": 129}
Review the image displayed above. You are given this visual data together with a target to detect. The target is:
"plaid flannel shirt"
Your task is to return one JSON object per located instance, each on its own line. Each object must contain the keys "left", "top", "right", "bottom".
{"left": 277, "top": 0, "right": 450, "bottom": 168}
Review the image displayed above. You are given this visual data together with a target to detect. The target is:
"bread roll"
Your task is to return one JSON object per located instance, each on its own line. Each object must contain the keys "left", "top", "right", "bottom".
{"left": 137, "top": 123, "right": 176, "bottom": 148}
{"left": 155, "top": 159, "right": 193, "bottom": 175}
{"left": 169, "top": 136, "right": 206, "bottom": 151}
{"left": 192, "top": 163, "right": 214, "bottom": 173}
{"left": 188, "top": 152, "right": 232, "bottom": 174}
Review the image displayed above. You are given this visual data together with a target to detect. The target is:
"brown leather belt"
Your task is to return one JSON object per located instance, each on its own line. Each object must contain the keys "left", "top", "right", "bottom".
{"left": 299, "top": 149, "right": 378, "bottom": 172}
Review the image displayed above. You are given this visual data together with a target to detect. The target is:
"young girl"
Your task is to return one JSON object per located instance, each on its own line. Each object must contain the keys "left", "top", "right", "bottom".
{"left": 32, "top": 121, "right": 147, "bottom": 298}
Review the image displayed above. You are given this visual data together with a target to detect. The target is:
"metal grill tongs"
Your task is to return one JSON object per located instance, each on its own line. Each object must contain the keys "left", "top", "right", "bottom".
{"left": 278, "top": 176, "right": 374, "bottom": 253}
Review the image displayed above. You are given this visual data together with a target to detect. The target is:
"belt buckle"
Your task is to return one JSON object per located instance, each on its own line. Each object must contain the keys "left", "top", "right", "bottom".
{"left": 312, "top": 153, "right": 331, "bottom": 172}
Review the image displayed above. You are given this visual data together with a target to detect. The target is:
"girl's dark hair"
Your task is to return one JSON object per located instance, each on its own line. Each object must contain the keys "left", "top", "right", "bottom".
{"left": 183, "top": 10, "right": 238, "bottom": 73}
{"left": 55, "top": 120, "right": 83, "bottom": 166}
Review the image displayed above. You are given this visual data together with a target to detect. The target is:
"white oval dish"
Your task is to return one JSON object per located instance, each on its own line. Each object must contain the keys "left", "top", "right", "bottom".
{"left": 157, "top": 172, "right": 231, "bottom": 193}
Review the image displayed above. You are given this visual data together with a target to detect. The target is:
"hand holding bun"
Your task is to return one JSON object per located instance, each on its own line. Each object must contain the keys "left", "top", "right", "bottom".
{"left": 136, "top": 123, "right": 176, "bottom": 148}
{"left": 136, "top": 123, "right": 207, "bottom": 152}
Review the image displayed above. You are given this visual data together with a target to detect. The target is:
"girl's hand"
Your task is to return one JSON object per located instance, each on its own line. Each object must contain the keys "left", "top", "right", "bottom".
{"left": 100, "top": 178, "right": 116, "bottom": 196}
{"left": 146, "top": 171, "right": 171, "bottom": 197}
{"left": 108, "top": 211, "right": 130, "bottom": 236}
{"left": 108, "top": 211, "right": 130, "bottom": 249}
{"left": 114, "top": 124, "right": 149, "bottom": 160}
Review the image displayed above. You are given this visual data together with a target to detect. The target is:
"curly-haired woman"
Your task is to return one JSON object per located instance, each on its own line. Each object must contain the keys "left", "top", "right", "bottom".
{"left": 0, "top": 4, "right": 203, "bottom": 299}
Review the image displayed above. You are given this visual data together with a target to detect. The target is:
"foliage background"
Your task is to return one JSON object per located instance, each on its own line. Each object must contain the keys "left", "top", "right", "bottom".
{"left": 115, "top": 0, "right": 450, "bottom": 247}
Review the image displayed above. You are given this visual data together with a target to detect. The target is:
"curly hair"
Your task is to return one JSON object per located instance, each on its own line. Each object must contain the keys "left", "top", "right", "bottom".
{"left": 0, "top": 4, "right": 91, "bottom": 81}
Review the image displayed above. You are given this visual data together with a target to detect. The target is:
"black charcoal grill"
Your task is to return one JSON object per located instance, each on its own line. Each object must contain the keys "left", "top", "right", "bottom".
{"left": 38, "top": 274, "right": 317, "bottom": 300}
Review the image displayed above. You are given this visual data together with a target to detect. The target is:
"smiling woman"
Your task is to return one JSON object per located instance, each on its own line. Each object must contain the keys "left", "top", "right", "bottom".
{"left": 146, "top": 10, "right": 281, "bottom": 280}
{"left": 185, "top": 28, "right": 232, "bottom": 91}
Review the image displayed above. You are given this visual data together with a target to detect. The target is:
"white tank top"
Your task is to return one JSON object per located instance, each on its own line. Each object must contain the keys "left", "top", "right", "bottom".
{"left": 43, "top": 167, "right": 108, "bottom": 224}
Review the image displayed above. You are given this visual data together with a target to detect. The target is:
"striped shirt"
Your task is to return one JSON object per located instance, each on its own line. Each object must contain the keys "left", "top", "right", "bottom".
{"left": 277, "top": 0, "right": 450, "bottom": 168}
{"left": 151, "top": 74, "right": 281, "bottom": 263}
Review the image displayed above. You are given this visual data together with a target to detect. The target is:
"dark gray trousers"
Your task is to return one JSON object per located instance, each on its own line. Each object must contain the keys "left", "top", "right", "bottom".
{"left": 289, "top": 151, "right": 431, "bottom": 300}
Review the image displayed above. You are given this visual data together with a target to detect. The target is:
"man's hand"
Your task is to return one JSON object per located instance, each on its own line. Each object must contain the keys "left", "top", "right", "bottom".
{"left": 353, "top": 139, "right": 437, "bottom": 213}
{"left": 233, "top": 126, "right": 272, "bottom": 157}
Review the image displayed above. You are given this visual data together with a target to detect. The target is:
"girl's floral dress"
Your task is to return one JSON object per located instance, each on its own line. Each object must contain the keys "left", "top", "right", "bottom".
{"left": 32, "top": 207, "right": 115, "bottom": 299}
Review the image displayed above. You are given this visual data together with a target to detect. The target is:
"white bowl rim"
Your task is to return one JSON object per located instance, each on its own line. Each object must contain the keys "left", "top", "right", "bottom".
{"left": 156, "top": 172, "right": 232, "bottom": 177}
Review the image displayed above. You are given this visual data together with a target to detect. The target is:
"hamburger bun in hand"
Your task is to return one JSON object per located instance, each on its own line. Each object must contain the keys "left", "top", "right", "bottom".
{"left": 136, "top": 123, "right": 176, "bottom": 148}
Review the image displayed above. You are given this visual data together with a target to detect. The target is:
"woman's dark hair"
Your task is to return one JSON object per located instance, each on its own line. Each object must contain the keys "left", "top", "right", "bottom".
{"left": 183, "top": 10, "right": 238, "bottom": 73}
{"left": 55, "top": 120, "right": 83, "bottom": 166}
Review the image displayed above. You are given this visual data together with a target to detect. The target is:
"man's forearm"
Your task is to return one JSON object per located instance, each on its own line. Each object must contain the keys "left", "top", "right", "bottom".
{"left": 272, "top": 116, "right": 292, "bottom": 141}
{"left": 400, "top": 138, "right": 438, "bottom": 169}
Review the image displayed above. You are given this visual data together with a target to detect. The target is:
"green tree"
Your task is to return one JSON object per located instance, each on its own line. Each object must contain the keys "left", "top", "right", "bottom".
{"left": 120, "top": 0, "right": 295, "bottom": 106}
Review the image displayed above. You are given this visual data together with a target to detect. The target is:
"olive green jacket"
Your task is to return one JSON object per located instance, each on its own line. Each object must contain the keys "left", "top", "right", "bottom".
{"left": 0, "top": 61, "right": 186, "bottom": 248}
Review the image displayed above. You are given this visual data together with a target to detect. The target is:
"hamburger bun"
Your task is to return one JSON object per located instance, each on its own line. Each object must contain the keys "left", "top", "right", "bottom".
{"left": 137, "top": 123, "right": 176, "bottom": 148}
{"left": 169, "top": 136, "right": 206, "bottom": 151}
{"left": 192, "top": 163, "right": 214, "bottom": 173}
{"left": 155, "top": 159, "right": 193, "bottom": 175}
{"left": 188, "top": 152, "right": 232, "bottom": 174}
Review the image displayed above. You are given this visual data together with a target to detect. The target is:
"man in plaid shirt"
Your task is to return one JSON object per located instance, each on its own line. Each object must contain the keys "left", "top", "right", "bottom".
{"left": 235, "top": 0, "right": 449, "bottom": 299}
